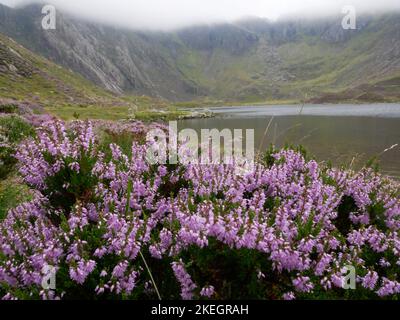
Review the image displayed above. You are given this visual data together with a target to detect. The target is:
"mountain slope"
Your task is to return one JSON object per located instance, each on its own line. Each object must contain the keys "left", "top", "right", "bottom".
{"left": 0, "top": 32, "right": 118, "bottom": 106}
{"left": 1, "top": 3, "right": 400, "bottom": 103}
{"left": 0, "top": 31, "right": 174, "bottom": 120}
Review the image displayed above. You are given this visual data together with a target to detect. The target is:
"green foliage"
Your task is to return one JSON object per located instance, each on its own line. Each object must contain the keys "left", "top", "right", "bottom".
{"left": 261, "top": 145, "right": 278, "bottom": 168}
{"left": 261, "top": 144, "right": 313, "bottom": 168}
{"left": 43, "top": 151, "right": 99, "bottom": 214}
{"left": 180, "top": 240, "right": 285, "bottom": 300}
{"left": 0, "top": 115, "right": 34, "bottom": 142}
{"left": 0, "top": 103, "right": 18, "bottom": 114}
{"left": 0, "top": 115, "right": 34, "bottom": 179}
{"left": 335, "top": 195, "right": 358, "bottom": 236}
{"left": 0, "top": 178, "right": 31, "bottom": 220}
{"left": 368, "top": 199, "right": 388, "bottom": 232}
{"left": 366, "top": 156, "right": 380, "bottom": 173}
{"left": 99, "top": 131, "right": 136, "bottom": 158}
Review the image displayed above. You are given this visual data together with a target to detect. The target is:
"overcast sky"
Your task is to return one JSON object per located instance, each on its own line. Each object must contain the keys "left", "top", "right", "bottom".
{"left": 1, "top": 0, "right": 400, "bottom": 30}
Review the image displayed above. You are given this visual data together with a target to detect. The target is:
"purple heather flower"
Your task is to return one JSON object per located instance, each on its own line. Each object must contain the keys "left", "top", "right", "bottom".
{"left": 1, "top": 119, "right": 399, "bottom": 300}
{"left": 69, "top": 260, "right": 96, "bottom": 285}
{"left": 172, "top": 260, "right": 197, "bottom": 300}
{"left": 362, "top": 271, "right": 379, "bottom": 290}
{"left": 200, "top": 286, "right": 215, "bottom": 298}
{"left": 283, "top": 292, "right": 296, "bottom": 300}
{"left": 293, "top": 276, "right": 314, "bottom": 293}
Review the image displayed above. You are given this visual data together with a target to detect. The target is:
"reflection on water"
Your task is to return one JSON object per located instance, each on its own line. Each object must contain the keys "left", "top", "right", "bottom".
{"left": 179, "top": 104, "right": 400, "bottom": 179}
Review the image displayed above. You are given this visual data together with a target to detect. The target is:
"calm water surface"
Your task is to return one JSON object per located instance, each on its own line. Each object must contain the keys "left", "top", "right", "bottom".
{"left": 179, "top": 104, "right": 400, "bottom": 179}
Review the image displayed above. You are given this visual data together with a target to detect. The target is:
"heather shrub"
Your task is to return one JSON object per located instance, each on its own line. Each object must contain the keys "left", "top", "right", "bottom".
{"left": 0, "top": 120, "right": 399, "bottom": 300}
{"left": 0, "top": 99, "right": 43, "bottom": 116}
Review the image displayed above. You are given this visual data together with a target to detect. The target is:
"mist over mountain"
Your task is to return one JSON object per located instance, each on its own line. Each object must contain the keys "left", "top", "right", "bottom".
{"left": 0, "top": 2, "right": 399, "bottom": 102}
{"left": 2, "top": 0, "right": 400, "bottom": 31}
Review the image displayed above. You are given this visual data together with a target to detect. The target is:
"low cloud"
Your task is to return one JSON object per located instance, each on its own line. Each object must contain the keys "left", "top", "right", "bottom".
{"left": 1, "top": 0, "right": 400, "bottom": 30}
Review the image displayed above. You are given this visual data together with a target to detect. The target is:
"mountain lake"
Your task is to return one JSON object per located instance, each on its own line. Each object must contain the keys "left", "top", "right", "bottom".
{"left": 179, "top": 104, "right": 400, "bottom": 179}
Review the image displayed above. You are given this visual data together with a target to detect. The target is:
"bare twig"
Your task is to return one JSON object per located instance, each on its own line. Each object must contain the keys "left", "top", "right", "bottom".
{"left": 139, "top": 250, "right": 162, "bottom": 301}
{"left": 378, "top": 144, "right": 399, "bottom": 157}
{"left": 258, "top": 116, "right": 274, "bottom": 151}
{"left": 125, "top": 180, "right": 161, "bottom": 300}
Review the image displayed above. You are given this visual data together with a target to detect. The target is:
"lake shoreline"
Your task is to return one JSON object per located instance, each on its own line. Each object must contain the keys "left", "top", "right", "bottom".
{"left": 183, "top": 103, "right": 400, "bottom": 119}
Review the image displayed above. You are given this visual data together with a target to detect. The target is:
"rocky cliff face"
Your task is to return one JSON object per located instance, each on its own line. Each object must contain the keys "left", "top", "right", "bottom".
{"left": 1, "top": 3, "right": 399, "bottom": 102}
{"left": 0, "top": 38, "right": 34, "bottom": 77}
{"left": 0, "top": 30, "right": 134, "bottom": 110}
